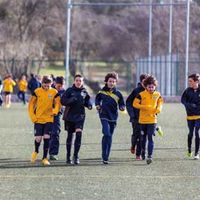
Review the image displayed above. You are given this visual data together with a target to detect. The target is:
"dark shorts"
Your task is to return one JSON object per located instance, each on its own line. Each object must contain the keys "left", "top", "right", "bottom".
{"left": 64, "top": 121, "right": 84, "bottom": 132}
{"left": 4, "top": 91, "right": 11, "bottom": 95}
{"left": 34, "top": 123, "right": 53, "bottom": 136}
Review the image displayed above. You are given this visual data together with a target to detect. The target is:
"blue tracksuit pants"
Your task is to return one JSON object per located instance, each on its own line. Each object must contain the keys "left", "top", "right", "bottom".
{"left": 101, "top": 119, "right": 116, "bottom": 161}
{"left": 140, "top": 124, "right": 156, "bottom": 158}
{"left": 49, "top": 114, "right": 61, "bottom": 155}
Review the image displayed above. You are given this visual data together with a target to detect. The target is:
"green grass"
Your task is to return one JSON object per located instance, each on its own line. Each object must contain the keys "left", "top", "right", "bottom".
{"left": 0, "top": 103, "right": 200, "bottom": 200}
{"left": 39, "top": 65, "right": 65, "bottom": 77}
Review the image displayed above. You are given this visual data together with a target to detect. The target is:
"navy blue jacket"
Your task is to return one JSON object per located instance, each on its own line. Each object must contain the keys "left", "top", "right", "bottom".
{"left": 181, "top": 86, "right": 200, "bottom": 116}
{"left": 126, "top": 83, "right": 144, "bottom": 122}
{"left": 28, "top": 77, "right": 41, "bottom": 94}
{"left": 95, "top": 85, "right": 125, "bottom": 122}
{"left": 61, "top": 85, "right": 92, "bottom": 122}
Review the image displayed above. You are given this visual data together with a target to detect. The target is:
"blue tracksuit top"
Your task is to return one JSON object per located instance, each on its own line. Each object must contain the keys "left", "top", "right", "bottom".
{"left": 95, "top": 85, "right": 125, "bottom": 122}
{"left": 126, "top": 83, "right": 145, "bottom": 122}
{"left": 181, "top": 86, "right": 200, "bottom": 116}
{"left": 61, "top": 85, "right": 92, "bottom": 122}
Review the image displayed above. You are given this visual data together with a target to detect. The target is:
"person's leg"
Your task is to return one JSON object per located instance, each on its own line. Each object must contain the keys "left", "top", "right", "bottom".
{"left": 135, "top": 122, "right": 142, "bottom": 158}
{"left": 147, "top": 124, "right": 156, "bottom": 159}
{"left": 7, "top": 94, "right": 11, "bottom": 107}
{"left": 194, "top": 119, "right": 200, "bottom": 158}
{"left": 65, "top": 122, "right": 75, "bottom": 163}
{"left": 101, "top": 119, "right": 110, "bottom": 162}
{"left": 42, "top": 123, "right": 52, "bottom": 164}
{"left": 140, "top": 124, "right": 147, "bottom": 160}
{"left": 49, "top": 115, "right": 61, "bottom": 158}
{"left": 17, "top": 91, "right": 21, "bottom": 101}
{"left": 31, "top": 123, "right": 43, "bottom": 163}
{"left": 22, "top": 91, "right": 26, "bottom": 104}
{"left": 187, "top": 120, "right": 195, "bottom": 154}
{"left": 106, "top": 121, "right": 116, "bottom": 161}
{"left": 131, "top": 121, "right": 138, "bottom": 154}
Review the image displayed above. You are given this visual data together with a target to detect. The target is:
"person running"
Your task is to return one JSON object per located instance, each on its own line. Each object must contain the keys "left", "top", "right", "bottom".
{"left": 133, "top": 75, "right": 163, "bottom": 164}
{"left": 126, "top": 74, "right": 149, "bottom": 160}
{"left": 28, "top": 76, "right": 61, "bottom": 166}
{"left": 181, "top": 73, "right": 200, "bottom": 160}
{"left": 49, "top": 76, "right": 65, "bottom": 160}
{"left": 17, "top": 74, "right": 28, "bottom": 105}
{"left": 3, "top": 74, "right": 16, "bottom": 108}
{"left": 61, "top": 74, "right": 92, "bottom": 165}
{"left": 95, "top": 72, "right": 125, "bottom": 164}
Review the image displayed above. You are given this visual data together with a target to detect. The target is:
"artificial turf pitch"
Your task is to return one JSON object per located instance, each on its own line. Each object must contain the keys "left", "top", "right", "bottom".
{"left": 0, "top": 103, "right": 200, "bottom": 200}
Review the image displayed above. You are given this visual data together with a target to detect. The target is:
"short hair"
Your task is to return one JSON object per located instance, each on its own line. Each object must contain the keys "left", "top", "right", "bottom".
{"left": 42, "top": 76, "right": 52, "bottom": 84}
{"left": 188, "top": 73, "right": 200, "bottom": 82}
{"left": 139, "top": 73, "right": 149, "bottom": 83}
{"left": 74, "top": 74, "right": 83, "bottom": 80}
{"left": 104, "top": 72, "right": 118, "bottom": 82}
{"left": 55, "top": 76, "right": 64, "bottom": 85}
{"left": 143, "top": 75, "right": 158, "bottom": 87}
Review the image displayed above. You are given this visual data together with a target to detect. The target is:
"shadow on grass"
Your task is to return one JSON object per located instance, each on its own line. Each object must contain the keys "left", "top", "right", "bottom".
{"left": 0, "top": 157, "right": 148, "bottom": 169}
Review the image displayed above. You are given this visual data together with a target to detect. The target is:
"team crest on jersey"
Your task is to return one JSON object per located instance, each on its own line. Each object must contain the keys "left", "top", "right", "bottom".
{"left": 48, "top": 94, "right": 53, "bottom": 99}
{"left": 81, "top": 91, "right": 86, "bottom": 98}
{"left": 152, "top": 95, "right": 158, "bottom": 100}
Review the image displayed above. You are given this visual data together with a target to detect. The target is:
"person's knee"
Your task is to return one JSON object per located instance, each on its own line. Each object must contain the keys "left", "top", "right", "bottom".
{"left": 43, "top": 134, "right": 50, "bottom": 139}
{"left": 35, "top": 136, "right": 42, "bottom": 143}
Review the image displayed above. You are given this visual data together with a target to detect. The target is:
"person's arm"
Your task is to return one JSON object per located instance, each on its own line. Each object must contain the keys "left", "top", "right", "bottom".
{"left": 118, "top": 92, "right": 125, "bottom": 111}
{"left": 181, "top": 90, "right": 195, "bottom": 109}
{"left": 53, "top": 94, "right": 61, "bottom": 115}
{"left": 84, "top": 93, "right": 93, "bottom": 110}
{"left": 28, "top": 95, "right": 37, "bottom": 123}
{"left": 95, "top": 92, "right": 101, "bottom": 110}
{"left": 126, "top": 91, "right": 135, "bottom": 119}
{"left": 133, "top": 95, "right": 152, "bottom": 110}
{"left": 61, "top": 89, "right": 77, "bottom": 106}
{"left": 155, "top": 95, "right": 164, "bottom": 114}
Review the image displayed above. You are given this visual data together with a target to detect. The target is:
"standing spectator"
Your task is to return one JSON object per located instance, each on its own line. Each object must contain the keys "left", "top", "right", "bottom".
{"left": 28, "top": 76, "right": 61, "bottom": 166}
{"left": 3, "top": 74, "right": 16, "bottom": 108}
{"left": 181, "top": 73, "right": 200, "bottom": 160}
{"left": 17, "top": 74, "right": 28, "bottom": 105}
{"left": 61, "top": 74, "right": 92, "bottom": 165}
{"left": 49, "top": 76, "right": 65, "bottom": 160}
{"left": 133, "top": 75, "right": 163, "bottom": 164}
{"left": 95, "top": 72, "right": 125, "bottom": 164}
{"left": 28, "top": 73, "right": 41, "bottom": 95}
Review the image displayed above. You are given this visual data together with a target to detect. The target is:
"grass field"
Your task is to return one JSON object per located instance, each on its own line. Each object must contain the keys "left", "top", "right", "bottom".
{"left": 0, "top": 103, "right": 200, "bottom": 200}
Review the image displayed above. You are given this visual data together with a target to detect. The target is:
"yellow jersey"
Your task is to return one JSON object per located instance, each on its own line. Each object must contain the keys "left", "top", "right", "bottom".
{"left": 133, "top": 90, "right": 163, "bottom": 124}
{"left": 18, "top": 80, "right": 28, "bottom": 92}
{"left": 3, "top": 79, "right": 16, "bottom": 93}
{"left": 28, "top": 87, "right": 61, "bottom": 124}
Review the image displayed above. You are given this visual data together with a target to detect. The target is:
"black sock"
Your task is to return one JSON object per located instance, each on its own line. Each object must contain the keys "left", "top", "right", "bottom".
{"left": 74, "top": 131, "right": 82, "bottom": 158}
{"left": 66, "top": 131, "right": 73, "bottom": 160}
{"left": 43, "top": 138, "right": 50, "bottom": 159}
{"left": 35, "top": 140, "right": 40, "bottom": 153}
{"left": 188, "top": 134, "right": 192, "bottom": 153}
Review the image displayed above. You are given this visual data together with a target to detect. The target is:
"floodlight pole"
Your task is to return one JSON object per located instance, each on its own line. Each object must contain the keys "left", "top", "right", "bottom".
{"left": 65, "top": 0, "right": 72, "bottom": 88}
{"left": 185, "top": 0, "right": 190, "bottom": 88}
{"left": 148, "top": 0, "right": 152, "bottom": 74}
{"left": 166, "top": 0, "right": 173, "bottom": 96}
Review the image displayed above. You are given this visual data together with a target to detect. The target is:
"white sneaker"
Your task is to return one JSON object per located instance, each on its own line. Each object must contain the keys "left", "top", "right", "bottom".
{"left": 194, "top": 154, "right": 199, "bottom": 160}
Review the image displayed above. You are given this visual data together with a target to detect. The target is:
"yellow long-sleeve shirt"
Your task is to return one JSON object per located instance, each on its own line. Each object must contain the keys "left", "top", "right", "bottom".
{"left": 133, "top": 90, "right": 163, "bottom": 124}
{"left": 3, "top": 79, "right": 16, "bottom": 93}
{"left": 18, "top": 80, "right": 28, "bottom": 92}
{"left": 28, "top": 87, "right": 61, "bottom": 124}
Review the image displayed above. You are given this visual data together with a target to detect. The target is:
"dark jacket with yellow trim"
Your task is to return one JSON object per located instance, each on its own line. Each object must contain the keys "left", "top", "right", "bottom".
{"left": 95, "top": 85, "right": 125, "bottom": 122}
{"left": 181, "top": 86, "right": 200, "bottom": 119}
{"left": 61, "top": 85, "right": 92, "bottom": 122}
